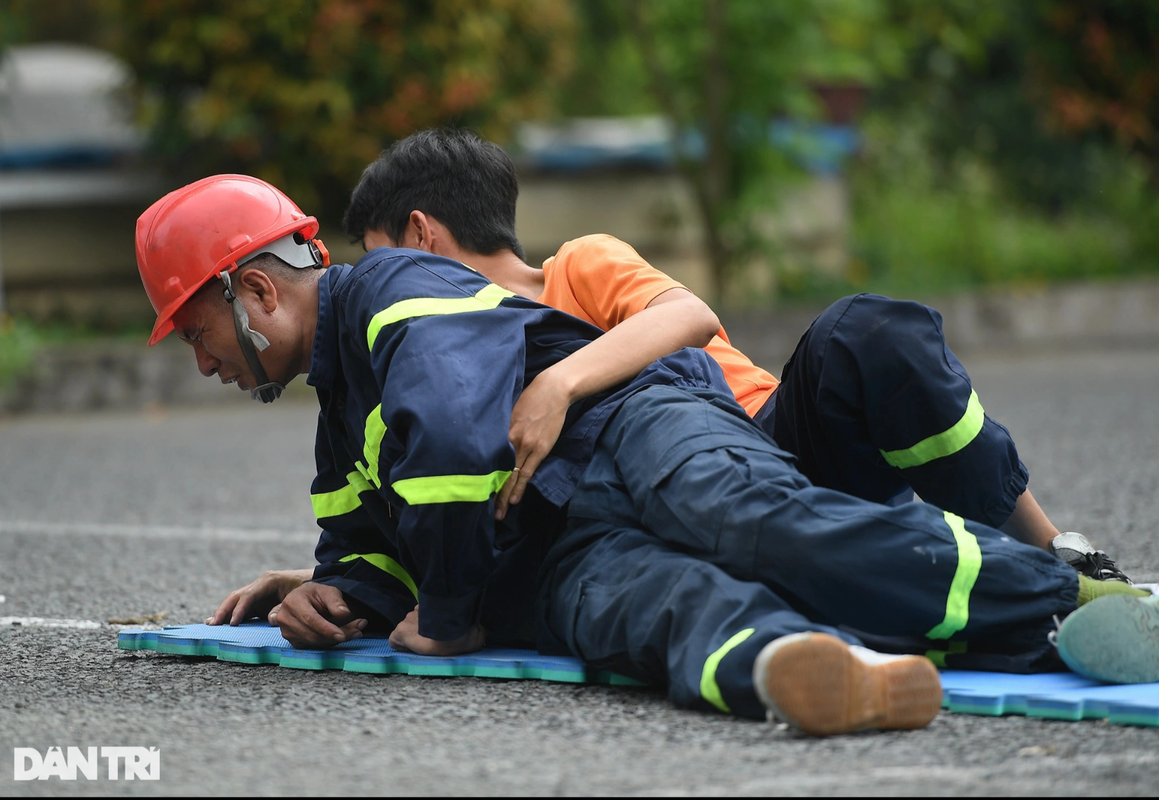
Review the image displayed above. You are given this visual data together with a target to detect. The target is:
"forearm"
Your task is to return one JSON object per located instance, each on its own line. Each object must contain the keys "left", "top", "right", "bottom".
{"left": 999, "top": 489, "right": 1059, "bottom": 551}
{"left": 544, "top": 293, "right": 719, "bottom": 403}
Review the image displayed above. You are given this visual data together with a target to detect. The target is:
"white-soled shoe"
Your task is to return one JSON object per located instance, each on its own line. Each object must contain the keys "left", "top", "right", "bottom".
{"left": 753, "top": 632, "right": 943, "bottom": 736}
{"left": 1055, "top": 594, "right": 1159, "bottom": 684}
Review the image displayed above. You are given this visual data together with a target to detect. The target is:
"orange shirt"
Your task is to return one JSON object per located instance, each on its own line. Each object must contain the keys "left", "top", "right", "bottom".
{"left": 538, "top": 234, "right": 779, "bottom": 417}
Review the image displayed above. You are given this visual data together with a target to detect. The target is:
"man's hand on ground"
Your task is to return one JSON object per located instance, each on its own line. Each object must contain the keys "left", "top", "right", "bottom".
{"left": 388, "top": 605, "right": 486, "bottom": 656}
{"left": 269, "top": 582, "right": 366, "bottom": 649}
{"left": 207, "top": 568, "right": 315, "bottom": 626}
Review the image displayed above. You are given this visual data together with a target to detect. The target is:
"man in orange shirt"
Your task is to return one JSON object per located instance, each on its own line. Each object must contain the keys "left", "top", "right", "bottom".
{"left": 339, "top": 129, "right": 1127, "bottom": 582}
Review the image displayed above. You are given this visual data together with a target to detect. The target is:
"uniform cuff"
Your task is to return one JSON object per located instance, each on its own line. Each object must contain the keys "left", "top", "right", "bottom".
{"left": 417, "top": 590, "right": 482, "bottom": 642}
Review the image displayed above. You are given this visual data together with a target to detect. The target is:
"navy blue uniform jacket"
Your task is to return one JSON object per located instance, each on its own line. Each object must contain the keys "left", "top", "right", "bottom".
{"left": 305, "top": 248, "right": 731, "bottom": 643}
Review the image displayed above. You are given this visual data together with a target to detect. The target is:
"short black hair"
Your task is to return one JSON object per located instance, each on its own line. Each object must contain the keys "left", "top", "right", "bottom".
{"left": 191, "top": 253, "right": 317, "bottom": 308}
{"left": 343, "top": 128, "right": 526, "bottom": 261}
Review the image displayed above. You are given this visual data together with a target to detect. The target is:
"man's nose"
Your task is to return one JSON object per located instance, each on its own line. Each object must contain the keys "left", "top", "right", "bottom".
{"left": 193, "top": 343, "right": 220, "bottom": 377}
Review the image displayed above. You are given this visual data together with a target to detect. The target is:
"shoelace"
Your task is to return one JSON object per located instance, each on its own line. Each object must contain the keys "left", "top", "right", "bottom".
{"left": 1078, "top": 551, "right": 1132, "bottom": 583}
{"left": 1047, "top": 614, "right": 1063, "bottom": 649}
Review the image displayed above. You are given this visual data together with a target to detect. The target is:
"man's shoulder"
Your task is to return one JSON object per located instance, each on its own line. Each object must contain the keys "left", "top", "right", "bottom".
{"left": 550, "top": 234, "right": 639, "bottom": 269}
{"left": 336, "top": 247, "right": 492, "bottom": 304}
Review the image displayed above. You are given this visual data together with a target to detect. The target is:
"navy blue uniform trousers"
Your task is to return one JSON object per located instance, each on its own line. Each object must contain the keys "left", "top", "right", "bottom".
{"left": 756, "top": 293, "right": 1028, "bottom": 527}
{"left": 538, "top": 385, "right": 1079, "bottom": 720}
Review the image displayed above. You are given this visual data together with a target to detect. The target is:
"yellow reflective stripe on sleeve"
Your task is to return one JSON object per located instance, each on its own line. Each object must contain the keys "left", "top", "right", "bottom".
{"left": 339, "top": 553, "right": 418, "bottom": 601}
{"left": 363, "top": 405, "right": 388, "bottom": 489}
{"left": 367, "top": 283, "right": 515, "bottom": 350}
{"left": 392, "top": 470, "right": 511, "bottom": 505}
{"left": 925, "top": 511, "right": 982, "bottom": 640}
{"left": 311, "top": 470, "right": 373, "bottom": 519}
{"left": 700, "top": 628, "right": 756, "bottom": 713}
{"left": 880, "top": 390, "right": 985, "bottom": 469}
{"left": 924, "top": 640, "right": 967, "bottom": 668}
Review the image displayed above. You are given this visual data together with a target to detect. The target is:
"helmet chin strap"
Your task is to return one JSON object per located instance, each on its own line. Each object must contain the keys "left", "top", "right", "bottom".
{"left": 218, "top": 270, "right": 284, "bottom": 403}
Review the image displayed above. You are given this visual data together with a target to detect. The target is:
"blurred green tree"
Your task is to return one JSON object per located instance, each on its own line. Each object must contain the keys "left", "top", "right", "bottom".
{"left": 0, "top": 0, "right": 112, "bottom": 50}
{"left": 847, "top": 0, "right": 1159, "bottom": 297}
{"left": 559, "top": 0, "right": 908, "bottom": 305}
{"left": 1026, "top": 0, "right": 1159, "bottom": 189}
{"left": 103, "top": 0, "right": 576, "bottom": 217}
{"left": 864, "top": 1, "right": 1159, "bottom": 212}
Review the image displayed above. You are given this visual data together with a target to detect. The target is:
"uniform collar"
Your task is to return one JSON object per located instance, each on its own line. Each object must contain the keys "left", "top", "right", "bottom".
{"left": 306, "top": 265, "right": 344, "bottom": 390}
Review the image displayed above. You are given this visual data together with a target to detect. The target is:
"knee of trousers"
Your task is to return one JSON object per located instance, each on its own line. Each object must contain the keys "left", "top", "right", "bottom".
{"left": 824, "top": 294, "right": 948, "bottom": 368}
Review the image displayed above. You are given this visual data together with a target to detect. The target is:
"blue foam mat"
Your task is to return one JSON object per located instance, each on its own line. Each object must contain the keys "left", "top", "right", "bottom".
{"left": 939, "top": 670, "right": 1159, "bottom": 726}
{"left": 117, "top": 622, "right": 641, "bottom": 685}
{"left": 118, "top": 623, "right": 1159, "bottom": 726}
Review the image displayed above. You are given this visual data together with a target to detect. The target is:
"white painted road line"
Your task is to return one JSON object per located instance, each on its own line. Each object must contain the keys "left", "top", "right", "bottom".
{"left": 1, "top": 617, "right": 103, "bottom": 630}
{"left": 0, "top": 520, "right": 317, "bottom": 544}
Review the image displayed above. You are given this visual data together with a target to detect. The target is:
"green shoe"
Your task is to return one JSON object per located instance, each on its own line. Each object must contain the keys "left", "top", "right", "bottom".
{"left": 1054, "top": 594, "right": 1159, "bottom": 684}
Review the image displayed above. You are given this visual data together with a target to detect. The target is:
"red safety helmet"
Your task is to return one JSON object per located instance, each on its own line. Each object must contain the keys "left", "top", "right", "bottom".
{"left": 135, "top": 174, "right": 329, "bottom": 346}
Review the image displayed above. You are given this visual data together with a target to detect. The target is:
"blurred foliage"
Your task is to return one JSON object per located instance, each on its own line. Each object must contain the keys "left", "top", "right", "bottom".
{"left": 559, "top": 0, "right": 910, "bottom": 303}
{"left": 826, "top": 0, "right": 1159, "bottom": 305}
{"left": 3, "top": 0, "right": 1159, "bottom": 308}
{"left": 0, "top": 316, "right": 40, "bottom": 388}
{"left": 99, "top": 0, "right": 576, "bottom": 217}
{"left": 559, "top": 0, "right": 1159, "bottom": 305}
{"left": 0, "top": 0, "right": 114, "bottom": 50}
{"left": 866, "top": 0, "right": 1159, "bottom": 213}
{"left": 1026, "top": 0, "right": 1159, "bottom": 189}
{"left": 840, "top": 129, "right": 1153, "bottom": 301}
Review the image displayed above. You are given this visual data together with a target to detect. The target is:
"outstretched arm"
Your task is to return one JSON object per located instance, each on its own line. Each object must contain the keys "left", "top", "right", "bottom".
{"left": 496, "top": 236, "right": 723, "bottom": 518}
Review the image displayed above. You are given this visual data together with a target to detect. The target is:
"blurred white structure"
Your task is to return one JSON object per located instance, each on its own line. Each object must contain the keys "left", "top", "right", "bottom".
{"left": 0, "top": 43, "right": 164, "bottom": 321}
{"left": 0, "top": 42, "right": 141, "bottom": 164}
{"left": 514, "top": 116, "right": 854, "bottom": 306}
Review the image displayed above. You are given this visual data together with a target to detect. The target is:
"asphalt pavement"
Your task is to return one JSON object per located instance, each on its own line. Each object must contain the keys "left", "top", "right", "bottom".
{"left": 2, "top": 344, "right": 1159, "bottom": 796}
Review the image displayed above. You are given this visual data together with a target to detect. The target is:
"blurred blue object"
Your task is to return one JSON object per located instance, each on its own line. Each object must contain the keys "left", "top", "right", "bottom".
{"left": 515, "top": 116, "right": 859, "bottom": 175}
{"left": 515, "top": 116, "right": 693, "bottom": 172}
{"left": 769, "top": 120, "right": 861, "bottom": 176}
{"left": 0, "top": 146, "right": 122, "bottom": 170}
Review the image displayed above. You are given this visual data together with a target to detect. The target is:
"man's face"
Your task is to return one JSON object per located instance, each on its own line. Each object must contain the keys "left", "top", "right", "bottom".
{"left": 170, "top": 290, "right": 259, "bottom": 394}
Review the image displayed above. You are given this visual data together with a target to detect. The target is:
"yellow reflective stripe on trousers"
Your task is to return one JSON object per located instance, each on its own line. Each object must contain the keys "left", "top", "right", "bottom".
{"left": 925, "top": 511, "right": 982, "bottom": 640}
{"left": 367, "top": 283, "right": 515, "bottom": 350}
{"left": 363, "top": 405, "right": 388, "bottom": 489}
{"left": 880, "top": 390, "right": 985, "bottom": 469}
{"left": 925, "top": 640, "right": 967, "bottom": 668}
{"left": 700, "top": 628, "right": 755, "bottom": 713}
{"left": 392, "top": 470, "right": 511, "bottom": 505}
{"left": 311, "top": 470, "right": 373, "bottom": 519}
{"left": 339, "top": 553, "right": 418, "bottom": 601}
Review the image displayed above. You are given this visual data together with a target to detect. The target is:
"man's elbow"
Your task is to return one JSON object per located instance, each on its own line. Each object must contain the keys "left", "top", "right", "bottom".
{"left": 689, "top": 301, "right": 721, "bottom": 347}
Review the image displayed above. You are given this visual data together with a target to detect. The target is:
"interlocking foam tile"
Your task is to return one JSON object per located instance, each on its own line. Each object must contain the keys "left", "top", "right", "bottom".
{"left": 117, "top": 622, "right": 641, "bottom": 685}
{"left": 119, "top": 624, "right": 1159, "bottom": 726}
{"left": 939, "top": 670, "right": 1159, "bottom": 727}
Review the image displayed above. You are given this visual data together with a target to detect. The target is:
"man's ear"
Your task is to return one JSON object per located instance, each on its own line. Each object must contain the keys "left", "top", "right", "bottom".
{"left": 407, "top": 210, "right": 437, "bottom": 252}
{"left": 238, "top": 269, "right": 279, "bottom": 313}
{"left": 408, "top": 211, "right": 462, "bottom": 259}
